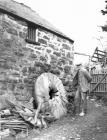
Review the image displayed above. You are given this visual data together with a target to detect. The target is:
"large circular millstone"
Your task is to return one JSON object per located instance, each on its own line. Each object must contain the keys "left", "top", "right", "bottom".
{"left": 34, "top": 72, "right": 68, "bottom": 119}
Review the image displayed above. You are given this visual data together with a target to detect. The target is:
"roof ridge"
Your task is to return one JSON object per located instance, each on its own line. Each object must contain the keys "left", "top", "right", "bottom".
{"left": 11, "top": 0, "right": 40, "bottom": 15}
{"left": 12, "top": 0, "right": 32, "bottom": 11}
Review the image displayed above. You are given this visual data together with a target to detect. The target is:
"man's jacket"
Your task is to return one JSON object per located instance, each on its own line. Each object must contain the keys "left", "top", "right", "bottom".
{"left": 78, "top": 68, "right": 92, "bottom": 92}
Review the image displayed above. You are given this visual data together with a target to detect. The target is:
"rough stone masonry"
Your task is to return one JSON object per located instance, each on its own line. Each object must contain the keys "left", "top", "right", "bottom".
{"left": 0, "top": 12, "right": 74, "bottom": 108}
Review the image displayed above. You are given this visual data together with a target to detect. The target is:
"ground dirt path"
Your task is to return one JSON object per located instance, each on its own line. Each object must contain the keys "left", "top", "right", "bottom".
{"left": 24, "top": 99, "right": 107, "bottom": 140}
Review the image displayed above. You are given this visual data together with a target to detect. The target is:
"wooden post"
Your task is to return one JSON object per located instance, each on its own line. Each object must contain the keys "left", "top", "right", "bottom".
{"left": 0, "top": 114, "right": 2, "bottom": 140}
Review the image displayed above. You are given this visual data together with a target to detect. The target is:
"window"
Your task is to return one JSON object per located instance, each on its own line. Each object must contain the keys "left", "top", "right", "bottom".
{"left": 28, "top": 26, "right": 36, "bottom": 42}
{"left": 26, "top": 25, "right": 39, "bottom": 45}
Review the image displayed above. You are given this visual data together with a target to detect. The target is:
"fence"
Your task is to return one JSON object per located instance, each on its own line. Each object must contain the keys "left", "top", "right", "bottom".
{"left": 90, "top": 69, "right": 107, "bottom": 96}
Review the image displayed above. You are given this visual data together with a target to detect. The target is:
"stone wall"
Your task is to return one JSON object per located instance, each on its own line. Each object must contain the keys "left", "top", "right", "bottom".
{"left": 0, "top": 13, "right": 74, "bottom": 107}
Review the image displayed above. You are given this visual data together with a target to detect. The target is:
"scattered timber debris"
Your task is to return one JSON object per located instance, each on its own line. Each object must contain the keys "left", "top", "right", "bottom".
{"left": 0, "top": 102, "right": 32, "bottom": 139}
{"left": 0, "top": 98, "right": 56, "bottom": 139}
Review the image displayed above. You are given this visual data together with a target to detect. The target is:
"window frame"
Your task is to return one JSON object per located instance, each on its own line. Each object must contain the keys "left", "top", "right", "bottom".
{"left": 25, "top": 24, "right": 40, "bottom": 45}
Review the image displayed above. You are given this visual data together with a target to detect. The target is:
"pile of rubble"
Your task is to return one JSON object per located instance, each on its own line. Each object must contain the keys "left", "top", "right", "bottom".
{"left": 0, "top": 99, "right": 55, "bottom": 139}
{"left": 0, "top": 99, "right": 33, "bottom": 139}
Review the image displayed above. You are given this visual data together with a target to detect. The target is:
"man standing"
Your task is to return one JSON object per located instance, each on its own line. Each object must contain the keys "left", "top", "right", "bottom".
{"left": 73, "top": 63, "right": 92, "bottom": 116}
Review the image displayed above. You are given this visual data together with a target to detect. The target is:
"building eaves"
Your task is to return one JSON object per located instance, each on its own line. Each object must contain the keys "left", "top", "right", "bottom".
{"left": 0, "top": 0, "right": 74, "bottom": 43}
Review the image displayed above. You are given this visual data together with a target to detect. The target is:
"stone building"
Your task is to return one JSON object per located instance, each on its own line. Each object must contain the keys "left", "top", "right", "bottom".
{"left": 0, "top": 0, "right": 74, "bottom": 104}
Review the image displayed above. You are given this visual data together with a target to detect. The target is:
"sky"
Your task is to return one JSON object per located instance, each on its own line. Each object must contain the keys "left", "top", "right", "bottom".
{"left": 15, "top": 0, "right": 106, "bottom": 64}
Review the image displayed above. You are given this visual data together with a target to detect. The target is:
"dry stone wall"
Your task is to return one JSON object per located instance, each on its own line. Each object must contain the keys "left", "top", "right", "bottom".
{"left": 0, "top": 13, "right": 74, "bottom": 106}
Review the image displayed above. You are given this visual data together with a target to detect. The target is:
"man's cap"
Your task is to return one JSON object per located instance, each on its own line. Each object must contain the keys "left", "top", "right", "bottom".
{"left": 76, "top": 63, "right": 82, "bottom": 67}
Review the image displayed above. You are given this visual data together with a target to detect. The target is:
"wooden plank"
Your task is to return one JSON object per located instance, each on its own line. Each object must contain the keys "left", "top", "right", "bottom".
{"left": 91, "top": 82, "right": 107, "bottom": 84}
{"left": 94, "top": 53, "right": 105, "bottom": 57}
{"left": 91, "top": 60, "right": 97, "bottom": 62}
{"left": 93, "top": 91, "right": 107, "bottom": 93}
{"left": 92, "top": 55, "right": 102, "bottom": 59}
{"left": 93, "top": 92, "right": 107, "bottom": 97}
{"left": 97, "top": 49, "right": 106, "bottom": 53}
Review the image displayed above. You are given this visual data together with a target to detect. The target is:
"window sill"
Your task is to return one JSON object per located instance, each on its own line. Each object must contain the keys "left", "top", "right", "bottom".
{"left": 25, "top": 39, "right": 40, "bottom": 45}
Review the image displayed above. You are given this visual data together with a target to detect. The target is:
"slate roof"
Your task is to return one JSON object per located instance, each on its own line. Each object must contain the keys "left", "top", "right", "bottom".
{"left": 0, "top": 0, "right": 74, "bottom": 43}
